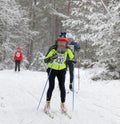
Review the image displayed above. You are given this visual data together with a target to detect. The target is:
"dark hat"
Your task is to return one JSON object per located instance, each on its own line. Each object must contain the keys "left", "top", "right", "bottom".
{"left": 59, "top": 32, "right": 66, "bottom": 38}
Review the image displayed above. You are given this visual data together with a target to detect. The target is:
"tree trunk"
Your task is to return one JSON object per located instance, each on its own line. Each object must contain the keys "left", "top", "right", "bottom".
{"left": 27, "top": 0, "right": 37, "bottom": 69}
{"left": 67, "top": 0, "right": 71, "bottom": 16}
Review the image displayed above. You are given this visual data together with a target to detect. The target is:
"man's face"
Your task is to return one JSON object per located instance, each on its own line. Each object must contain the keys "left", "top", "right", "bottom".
{"left": 17, "top": 48, "right": 20, "bottom": 52}
{"left": 67, "top": 38, "right": 73, "bottom": 42}
{"left": 57, "top": 41, "right": 66, "bottom": 47}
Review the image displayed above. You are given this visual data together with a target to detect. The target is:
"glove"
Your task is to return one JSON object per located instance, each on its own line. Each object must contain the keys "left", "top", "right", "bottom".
{"left": 51, "top": 54, "right": 58, "bottom": 60}
{"left": 69, "top": 83, "right": 73, "bottom": 91}
{"left": 44, "top": 54, "right": 58, "bottom": 63}
{"left": 70, "top": 60, "right": 77, "bottom": 64}
{"left": 66, "top": 59, "right": 77, "bottom": 64}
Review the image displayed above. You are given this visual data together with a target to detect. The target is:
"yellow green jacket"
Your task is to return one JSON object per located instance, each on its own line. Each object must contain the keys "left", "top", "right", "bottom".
{"left": 44, "top": 46, "right": 74, "bottom": 70}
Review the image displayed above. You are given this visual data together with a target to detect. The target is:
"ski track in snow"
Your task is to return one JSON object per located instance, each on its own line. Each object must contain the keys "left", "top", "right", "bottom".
{"left": 0, "top": 69, "right": 120, "bottom": 124}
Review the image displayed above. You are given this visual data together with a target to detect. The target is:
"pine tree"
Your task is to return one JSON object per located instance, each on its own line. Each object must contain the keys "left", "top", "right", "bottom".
{"left": 92, "top": 0, "right": 120, "bottom": 79}
{"left": 62, "top": 0, "right": 120, "bottom": 79}
{"left": 0, "top": 0, "right": 33, "bottom": 69}
{"left": 62, "top": 0, "right": 105, "bottom": 67}
{"left": 17, "top": 0, "right": 69, "bottom": 70}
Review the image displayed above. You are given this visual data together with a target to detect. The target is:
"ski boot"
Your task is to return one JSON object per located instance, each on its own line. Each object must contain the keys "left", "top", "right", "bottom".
{"left": 44, "top": 101, "right": 50, "bottom": 113}
{"left": 61, "top": 103, "right": 67, "bottom": 113}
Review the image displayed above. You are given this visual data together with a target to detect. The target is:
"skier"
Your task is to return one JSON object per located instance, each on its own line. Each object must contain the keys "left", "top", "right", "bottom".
{"left": 14, "top": 47, "right": 23, "bottom": 72}
{"left": 66, "top": 33, "right": 80, "bottom": 91}
{"left": 44, "top": 37, "right": 74, "bottom": 113}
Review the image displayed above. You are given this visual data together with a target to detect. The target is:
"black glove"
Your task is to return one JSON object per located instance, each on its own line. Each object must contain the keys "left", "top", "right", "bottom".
{"left": 66, "top": 59, "right": 77, "bottom": 64}
{"left": 51, "top": 54, "right": 58, "bottom": 60}
{"left": 70, "top": 60, "right": 77, "bottom": 64}
{"left": 44, "top": 54, "right": 58, "bottom": 63}
{"left": 69, "top": 83, "right": 73, "bottom": 91}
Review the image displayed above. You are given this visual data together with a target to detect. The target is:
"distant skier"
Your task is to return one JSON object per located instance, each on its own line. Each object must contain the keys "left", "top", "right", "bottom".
{"left": 44, "top": 37, "right": 74, "bottom": 113}
{"left": 14, "top": 47, "right": 23, "bottom": 72}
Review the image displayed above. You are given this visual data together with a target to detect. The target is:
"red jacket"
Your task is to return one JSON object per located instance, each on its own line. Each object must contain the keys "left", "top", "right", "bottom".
{"left": 14, "top": 51, "right": 23, "bottom": 61}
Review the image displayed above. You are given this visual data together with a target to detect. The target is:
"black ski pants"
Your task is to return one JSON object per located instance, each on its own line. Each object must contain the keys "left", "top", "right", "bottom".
{"left": 15, "top": 60, "right": 21, "bottom": 72}
{"left": 46, "top": 68, "right": 66, "bottom": 103}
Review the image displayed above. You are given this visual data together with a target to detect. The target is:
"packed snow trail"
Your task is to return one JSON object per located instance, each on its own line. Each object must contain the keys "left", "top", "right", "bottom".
{"left": 0, "top": 69, "right": 120, "bottom": 124}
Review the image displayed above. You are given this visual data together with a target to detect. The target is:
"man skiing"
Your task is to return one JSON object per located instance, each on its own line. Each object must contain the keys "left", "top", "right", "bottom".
{"left": 44, "top": 37, "right": 74, "bottom": 113}
{"left": 66, "top": 33, "right": 80, "bottom": 91}
{"left": 14, "top": 47, "right": 23, "bottom": 72}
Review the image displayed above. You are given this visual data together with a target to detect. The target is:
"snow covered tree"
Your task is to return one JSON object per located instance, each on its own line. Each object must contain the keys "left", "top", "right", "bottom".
{"left": 0, "top": 0, "right": 119, "bottom": 77}
{"left": 62, "top": 0, "right": 106, "bottom": 67}
{"left": 91, "top": 0, "right": 120, "bottom": 79}
{"left": 16, "top": 0, "right": 70, "bottom": 71}
{"left": 62, "top": 0, "right": 120, "bottom": 79}
{"left": 0, "top": 0, "right": 33, "bottom": 69}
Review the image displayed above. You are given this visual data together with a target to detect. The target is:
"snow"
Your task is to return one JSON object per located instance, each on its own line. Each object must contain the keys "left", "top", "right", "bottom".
{"left": 0, "top": 68, "right": 120, "bottom": 124}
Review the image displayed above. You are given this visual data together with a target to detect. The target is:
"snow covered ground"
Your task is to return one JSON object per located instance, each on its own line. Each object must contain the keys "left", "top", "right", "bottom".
{"left": 0, "top": 68, "right": 120, "bottom": 124}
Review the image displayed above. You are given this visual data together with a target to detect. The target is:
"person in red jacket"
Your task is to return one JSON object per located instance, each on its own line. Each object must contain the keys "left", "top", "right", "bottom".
{"left": 14, "top": 47, "right": 23, "bottom": 72}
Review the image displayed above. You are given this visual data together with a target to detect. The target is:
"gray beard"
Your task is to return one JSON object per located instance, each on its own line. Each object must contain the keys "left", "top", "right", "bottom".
{"left": 57, "top": 46, "right": 67, "bottom": 54}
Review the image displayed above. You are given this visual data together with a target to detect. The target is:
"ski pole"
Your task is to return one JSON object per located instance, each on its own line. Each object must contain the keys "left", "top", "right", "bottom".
{"left": 77, "top": 52, "right": 80, "bottom": 91}
{"left": 72, "top": 68, "right": 75, "bottom": 112}
{"left": 37, "top": 67, "right": 52, "bottom": 111}
{"left": 78, "top": 62, "right": 80, "bottom": 91}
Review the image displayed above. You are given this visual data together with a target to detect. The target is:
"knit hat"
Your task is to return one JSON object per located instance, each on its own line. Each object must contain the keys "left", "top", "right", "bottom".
{"left": 59, "top": 32, "right": 66, "bottom": 38}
